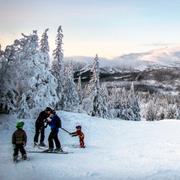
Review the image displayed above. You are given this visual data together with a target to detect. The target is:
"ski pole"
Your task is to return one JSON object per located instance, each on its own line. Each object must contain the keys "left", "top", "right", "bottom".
{"left": 60, "top": 127, "right": 71, "bottom": 134}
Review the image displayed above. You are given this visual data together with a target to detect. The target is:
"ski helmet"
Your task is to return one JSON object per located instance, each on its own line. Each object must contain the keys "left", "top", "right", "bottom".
{"left": 16, "top": 121, "right": 24, "bottom": 129}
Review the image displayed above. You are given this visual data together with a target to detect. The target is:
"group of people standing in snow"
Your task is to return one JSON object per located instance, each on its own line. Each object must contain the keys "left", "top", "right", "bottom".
{"left": 12, "top": 107, "right": 85, "bottom": 162}
{"left": 34, "top": 107, "right": 63, "bottom": 151}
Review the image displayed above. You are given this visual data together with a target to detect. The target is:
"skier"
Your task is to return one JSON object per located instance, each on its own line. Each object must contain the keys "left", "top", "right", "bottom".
{"left": 34, "top": 107, "right": 52, "bottom": 147}
{"left": 70, "top": 125, "right": 85, "bottom": 148}
{"left": 46, "top": 110, "right": 63, "bottom": 152}
{"left": 12, "top": 121, "right": 27, "bottom": 162}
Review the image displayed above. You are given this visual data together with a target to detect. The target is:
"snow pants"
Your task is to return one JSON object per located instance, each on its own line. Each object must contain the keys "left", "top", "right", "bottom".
{"left": 48, "top": 130, "right": 61, "bottom": 149}
{"left": 13, "top": 144, "right": 26, "bottom": 157}
{"left": 79, "top": 137, "right": 85, "bottom": 148}
{"left": 34, "top": 126, "right": 45, "bottom": 143}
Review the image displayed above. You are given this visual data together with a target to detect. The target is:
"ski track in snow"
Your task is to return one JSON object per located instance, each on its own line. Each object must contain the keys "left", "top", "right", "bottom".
{"left": 1, "top": 112, "right": 180, "bottom": 180}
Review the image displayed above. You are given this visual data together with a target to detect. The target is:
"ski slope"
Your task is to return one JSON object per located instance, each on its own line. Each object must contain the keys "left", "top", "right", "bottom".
{"left": 1, "top": 111, "right": 180, "bottom": 180}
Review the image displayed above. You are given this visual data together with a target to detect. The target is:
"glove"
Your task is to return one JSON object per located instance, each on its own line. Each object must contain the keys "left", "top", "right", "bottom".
{"left": 44, "top": 122, "right": 48, "bottom": 128}
{"left": 49, "top": 114, "right": 54, "bottom": 118}
{"left": 71, "top": 134, "right": 76, "bottom": 137}
{"left": 23, "top": 141, "right": 26, "bottom": 147}
{"left": 39, "top": 128, "right": 42, "bottom": 133}
{"left": 46, "top": 117, "right": 52, "bottom": 122}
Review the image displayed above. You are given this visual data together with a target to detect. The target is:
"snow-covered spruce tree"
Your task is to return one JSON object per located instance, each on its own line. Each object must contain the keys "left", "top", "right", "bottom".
{"left": 108, "top": 85, "right": 140, "bottom": 121}
{"left": 127, "top": 83, "right": 141, "bottom": 121}
{"left": 83, "top": 54, "right": 110, "bottom": 118}
{"left": 154, "top": 97, "right": 167, "bottom": 120}
{"left": 165, "top": 104, "right": 178, "bottom": 119}
{"left": 146, "top": 99, "right": 158, "bottom": 121}
{"left": 109, "top": 87, "right": 126, "bottom": 119}
{"left": 62, "top": 63, "right": 79, "bottom": 111}
{"left": 177, "top": 106, "right": 180, "bottom": 119}
{"left": 40, "top": 28, "right": 50, "bottom": 68}
{"left": 51, "top": 26, "right": 64, "bottom": 109}
{"left": 107, "top": 85, "right": 116, "bottom": 117}
{"left": 98, "top": 83, "right": 110, "bottom": 118}
{"left": 0, "top": 45, "right": 7, "bottom": 112}
{"left": 0, "top": 45, "right": 3, "bottom": 56}
{"left": 77, "top": 76, "right": 83, "bottom": 104}
{"left": 14, "top": 30, "right": 58, "bottom": 118}
{"left": 0, "top": 45, "right": 4, "bottom": 87}
{"left": 0, "top": 44, "right": 18, "bottom": 113}
{"left": 118, "top": 87, "right": 133, "bottom": 120}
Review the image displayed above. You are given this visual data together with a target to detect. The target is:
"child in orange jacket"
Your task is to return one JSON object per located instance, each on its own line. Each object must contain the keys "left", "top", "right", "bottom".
{"left": 70, "top": 125, "right": 85, "bottom": 148}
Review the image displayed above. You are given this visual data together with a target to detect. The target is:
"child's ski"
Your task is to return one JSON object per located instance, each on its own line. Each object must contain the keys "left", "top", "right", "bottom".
{"left": 13, "top": 157, "right": 30, "bottom": 163}
{"left": 27, "top": 150, "right": 72, "bottom": 154}
{"left": 33, "top": 143, "right": 48, "bottom": 149}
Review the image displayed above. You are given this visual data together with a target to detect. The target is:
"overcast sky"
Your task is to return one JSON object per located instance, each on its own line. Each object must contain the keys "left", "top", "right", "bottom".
{"left": 1, "top": 0, "right": 180, "bottom": 58}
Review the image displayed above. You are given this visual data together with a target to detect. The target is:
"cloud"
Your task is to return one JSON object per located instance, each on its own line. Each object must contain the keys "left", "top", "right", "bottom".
{"left": 143, "top": 43, "right": 178, "bottom": 47}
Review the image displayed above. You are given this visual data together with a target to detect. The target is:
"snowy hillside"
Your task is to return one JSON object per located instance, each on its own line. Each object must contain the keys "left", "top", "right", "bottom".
{"left": 1, "top": 111, "right": 180, "bottom": 180}
{"left": 65, "top": 47, "right": 180, "bottom": 71}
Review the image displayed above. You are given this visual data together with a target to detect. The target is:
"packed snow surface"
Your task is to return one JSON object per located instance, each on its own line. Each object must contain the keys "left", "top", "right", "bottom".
{"left": 1, "top": 111, "right": 180, "bottom": 180}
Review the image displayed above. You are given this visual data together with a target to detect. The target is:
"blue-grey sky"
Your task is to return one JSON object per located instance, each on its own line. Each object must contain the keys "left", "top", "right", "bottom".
{"left": 1, "top": 0, "right": 180, "bottom": 58}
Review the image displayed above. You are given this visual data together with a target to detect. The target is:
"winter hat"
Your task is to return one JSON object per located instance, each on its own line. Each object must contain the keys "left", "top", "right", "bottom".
{"left": 76, "top": 125, "right": 81, "bottom": 129}
{"left": 16, "top": 121, "right": 24, "bottom": 129}
{"left": 45, "top": 107, "right": 52, "bottom": 112}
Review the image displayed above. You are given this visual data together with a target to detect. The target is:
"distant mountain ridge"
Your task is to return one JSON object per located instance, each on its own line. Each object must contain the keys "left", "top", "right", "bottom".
{"left": 64, "top": 46, "right": 180, "bottom": 71}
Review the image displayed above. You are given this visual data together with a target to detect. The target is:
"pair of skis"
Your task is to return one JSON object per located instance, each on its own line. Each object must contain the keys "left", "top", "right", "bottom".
{"left": 27, "top": 149, "right": 70, "bottom": 154}
{"left": 13, "top": 157, "right": 30, "bottom": 163}
{"left": 28, "top": 128, "right": 72, "bottom": 154}
{"left": 28, "top": 144, "right": 71, "bottom": 154}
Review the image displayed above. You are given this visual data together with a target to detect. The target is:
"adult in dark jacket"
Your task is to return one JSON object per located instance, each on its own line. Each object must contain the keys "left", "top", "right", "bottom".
{"left": 47, "top": 111, "right": 63, "bottom": 152}
{"left": 34, "top": 107, "right": 52, "bottom": 146}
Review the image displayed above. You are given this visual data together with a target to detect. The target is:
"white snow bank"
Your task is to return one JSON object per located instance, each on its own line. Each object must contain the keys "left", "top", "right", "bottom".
{"left": 1, "top": 112, "right": 180, "bottom": 180}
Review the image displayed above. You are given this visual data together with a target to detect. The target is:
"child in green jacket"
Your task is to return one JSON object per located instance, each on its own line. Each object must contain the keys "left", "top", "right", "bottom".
{"left": 12, "top": 121, "right": 27, "bottom": 162}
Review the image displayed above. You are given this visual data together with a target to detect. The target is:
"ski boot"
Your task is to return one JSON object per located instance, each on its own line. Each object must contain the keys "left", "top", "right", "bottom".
{"left": 38, "top": 142, "right": 46, "bottom": 147}
{"left": 44, "top": 148, "right": 53, "bottom": 152}
{"left": 22, "top": 154, "right": 27, "bottom": 160}
{"left": 54, "top": 147, "right": 63, "bottom": 152}
{"left": 34, "top": 142, "right": 38, "bottom": 147}
{"left": 13, "top": 155, "right": 18, "bottom": 162}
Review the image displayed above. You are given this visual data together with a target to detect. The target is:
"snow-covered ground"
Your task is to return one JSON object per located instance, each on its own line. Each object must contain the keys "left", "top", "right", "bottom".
{"left": 1, "top": 111, "right": 180, "bottom": 180}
